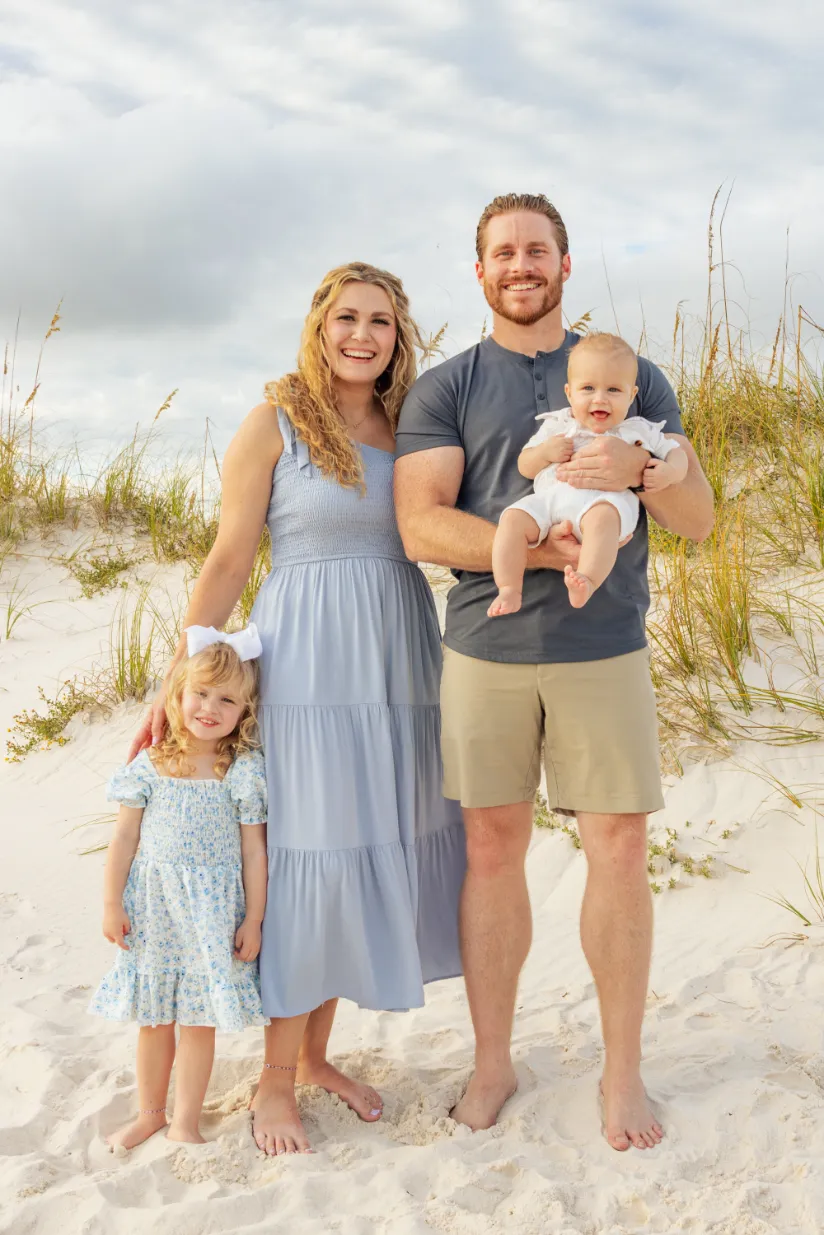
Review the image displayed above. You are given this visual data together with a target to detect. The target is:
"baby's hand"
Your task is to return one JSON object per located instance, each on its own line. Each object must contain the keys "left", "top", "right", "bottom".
{"left": 234, "top": 918, "right": 262, "bottom": 962}
{"left": 542, "top": 436, "right": 575, "bottom": 465}
{"left": 642, "top": 458, "right": 677, "bottom": 492}
{"left": 103, "top": 903, "right": 131, "bottom": 951}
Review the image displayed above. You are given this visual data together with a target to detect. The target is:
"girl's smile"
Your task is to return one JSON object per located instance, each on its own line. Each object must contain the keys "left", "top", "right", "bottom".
{"left": 181, "top": 683, "right": 245, "bottom": 747}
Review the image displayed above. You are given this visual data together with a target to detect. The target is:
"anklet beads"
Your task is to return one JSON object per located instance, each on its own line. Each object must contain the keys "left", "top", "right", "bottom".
{"left": 263, "top": 1063, "right": 297, "bottom": 1072}
{"left": 139, "top": 1106, "right": 167, "bottom": 1114}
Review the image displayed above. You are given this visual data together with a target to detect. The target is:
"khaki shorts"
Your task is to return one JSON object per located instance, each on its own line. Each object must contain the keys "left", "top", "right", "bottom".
{"left": 441, "top": 645, "right": 663, "bottom": 815}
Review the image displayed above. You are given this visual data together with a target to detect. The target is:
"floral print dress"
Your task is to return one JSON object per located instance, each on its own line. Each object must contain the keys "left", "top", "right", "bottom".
{"left": 89, "top": 749, "right": 268, "bottom": 1030}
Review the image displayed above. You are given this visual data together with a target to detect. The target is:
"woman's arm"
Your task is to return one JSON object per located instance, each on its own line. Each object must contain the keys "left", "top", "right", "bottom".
{"left": 102, "top": 805, "right": 143, "bottom": 951}
{"left": 235, "top": 824, "right": 268, "bottom": 961}
{"left": 129, "top": 403, "right": 283, "bottom": 758}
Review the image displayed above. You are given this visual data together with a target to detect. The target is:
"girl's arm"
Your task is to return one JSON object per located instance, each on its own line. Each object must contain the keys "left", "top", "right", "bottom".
{"left": 128, "top": 403, "right": 284, "bottom": 759}
{"left": 235, "top": 824, "right": 268, "bottom": 962}
{"left": 102, "top": 805, "right": 143, "bottom": 951}
{"left": 518, "top": 435, "right": 575, "bottom": 479}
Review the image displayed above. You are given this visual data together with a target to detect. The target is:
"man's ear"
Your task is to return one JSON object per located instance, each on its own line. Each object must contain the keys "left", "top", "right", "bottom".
{"left": 474, "top": 260, "right": 485, "bottom": 287}
{"left": 561, "top": 253, "right": 572, "bottom": 284}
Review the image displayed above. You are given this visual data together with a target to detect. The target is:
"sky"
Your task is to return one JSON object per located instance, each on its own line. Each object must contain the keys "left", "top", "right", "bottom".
{"left": 2, "top": 0, "right": 823, "bottom": 456}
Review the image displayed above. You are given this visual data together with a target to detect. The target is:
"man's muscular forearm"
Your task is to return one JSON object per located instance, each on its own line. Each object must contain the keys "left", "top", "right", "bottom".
{"left": 401, "top": 503, "right": 577, "bottom": 574}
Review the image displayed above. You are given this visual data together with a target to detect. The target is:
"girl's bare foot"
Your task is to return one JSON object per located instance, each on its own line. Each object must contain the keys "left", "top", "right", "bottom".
{"left": 564, "top": 566, "right": 595, "bottom": 608}
{"left": 487, "top": 586, "right": 522, "bottom": 617}
{"left": 166, "top": 1121, "right": 206, "bottom": 1144}
{"left": 107, "top": 1110, "right": 168, "bottom": 1152}
{"left": 251, "top": 1081, "right": 313, "bottom": 1155}
{"left": 297, "top": 1059, "right": 382, "bottom": 1122}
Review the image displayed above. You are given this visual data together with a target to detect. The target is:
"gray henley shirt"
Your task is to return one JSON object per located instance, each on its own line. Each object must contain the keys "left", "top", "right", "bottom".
{"left": 395, "top": 331, "right": 684, "bottom": 664}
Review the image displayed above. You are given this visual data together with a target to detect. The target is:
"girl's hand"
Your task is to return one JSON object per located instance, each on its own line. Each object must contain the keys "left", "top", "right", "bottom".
{"left": 542, "top": 436, "right": 575, "bottom": 465}
{"left": 103, "top": 903, "right": 131, "bottom": 950}
{"left": 127, "top": 686, "right": 168, "bottom": 762}
{"left": 234, "top": 918, "right": 262, "bottom": 962}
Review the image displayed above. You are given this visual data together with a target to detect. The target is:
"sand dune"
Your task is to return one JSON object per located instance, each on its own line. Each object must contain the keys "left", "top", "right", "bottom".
{"left": 2, "top": 542, "right": 824, "bottom": 1233}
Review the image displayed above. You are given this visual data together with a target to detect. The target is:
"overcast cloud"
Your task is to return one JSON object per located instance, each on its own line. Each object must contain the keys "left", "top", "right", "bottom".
{"left": 1, "top": 0, "right": 822, "bottom": 452}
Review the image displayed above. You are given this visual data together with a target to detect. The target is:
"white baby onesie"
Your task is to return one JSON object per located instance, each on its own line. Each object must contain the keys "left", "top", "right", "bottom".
{"left": 504, "top": 407, "right": 680, "bottom": 544}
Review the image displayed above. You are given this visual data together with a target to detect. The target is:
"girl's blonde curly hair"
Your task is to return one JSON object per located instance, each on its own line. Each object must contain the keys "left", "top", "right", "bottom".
{"left": 265, "top": 262, "right": 425, "bottom": 491}
{"left": 151, "top": 643, "right": 260, "bottom": 781}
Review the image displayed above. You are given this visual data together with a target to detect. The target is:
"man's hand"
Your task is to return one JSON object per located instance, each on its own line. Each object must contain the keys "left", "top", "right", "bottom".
{"left": 527, "top": 520, "right": 581, "bottom": 572}
{"left": 556, "top": 436, "right": 648, "bottom": 492}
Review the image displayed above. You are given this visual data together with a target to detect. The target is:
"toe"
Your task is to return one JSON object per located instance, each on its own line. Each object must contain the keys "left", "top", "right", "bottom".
{"left": 628, "top": 1130, "right": 647, "bottom": 1150}
{"left": 609, "top": 1132, "right": 631, "bottom": 1152}
{"left": 274, "top": 1137, "right": 286, "bottom": 1155}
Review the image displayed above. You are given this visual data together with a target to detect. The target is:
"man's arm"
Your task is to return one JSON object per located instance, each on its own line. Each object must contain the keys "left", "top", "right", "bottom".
{"left": 639, "top": 435, "right": 714, "bottom": 541}
{"left": 394, "top": 446, "right": 580, "bottom": 573}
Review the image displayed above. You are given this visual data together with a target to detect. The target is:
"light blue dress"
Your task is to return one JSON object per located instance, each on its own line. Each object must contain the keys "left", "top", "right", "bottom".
{"left": 89, "top": 749, "right": 268, "bottom": 1030}
{"left": 251, "top": 409, "right": 466, "bottom": 1017}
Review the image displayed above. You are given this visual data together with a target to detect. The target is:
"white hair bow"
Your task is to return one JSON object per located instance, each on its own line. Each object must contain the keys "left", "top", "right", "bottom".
{"left": 185, "top": 622, "right": 263, "bottom": 662}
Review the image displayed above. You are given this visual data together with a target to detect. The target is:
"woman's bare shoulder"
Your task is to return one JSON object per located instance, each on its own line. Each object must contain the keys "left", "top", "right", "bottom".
{"left": 226, "top": 400, "right": 284, "bottom": 465}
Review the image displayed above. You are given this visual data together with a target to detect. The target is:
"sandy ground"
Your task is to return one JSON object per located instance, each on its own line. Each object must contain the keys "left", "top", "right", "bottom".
{"left": 2, "top": 535, "right": 824, "bottom": 1234}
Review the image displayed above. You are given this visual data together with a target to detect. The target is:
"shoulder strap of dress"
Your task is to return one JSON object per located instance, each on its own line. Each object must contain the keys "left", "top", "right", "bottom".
{"left": 275, "top": 406, "right": 313, "bottom": 473}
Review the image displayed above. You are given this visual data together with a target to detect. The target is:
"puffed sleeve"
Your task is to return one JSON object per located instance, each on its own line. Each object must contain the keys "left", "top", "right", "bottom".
{"left": 106, "top": 750, "right": 154, "bottom": 808}
{"left": 523, "top": 407, "right": 574, "bottom": 450}
{"left": 620, "top": 417, "right": 680, "bottom": 460}
{"left": 226, "top": 750, "right": 268, "bottom": 825}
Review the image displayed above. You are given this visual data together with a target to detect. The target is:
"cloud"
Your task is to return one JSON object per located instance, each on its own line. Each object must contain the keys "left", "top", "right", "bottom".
{"left": 0, "top": 0, "right": 821, "bottom": 446}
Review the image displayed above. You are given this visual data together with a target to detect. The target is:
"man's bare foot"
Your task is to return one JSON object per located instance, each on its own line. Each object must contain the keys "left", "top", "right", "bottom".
{"left": 487, "top": 587, "right": 522, "bottom": 617}
{"left": 251, "top": 1079, "right": 314, "bottom": 1155}
{"left": 599, "top": 1073, "right": 664, "bottom": 1151}
{"left": 450, "top": 1068, "right": 518, "bottom": 1131}
{"left": 297, "top": 1059, "right": 383, "bottom": 1122}
{"left": 107, "top": 1110, "right": 168, "bottom": 1151}
{"left": 564, "top": 566, "right": 594, "bottom": 608}
{"left": 166, "top": 1121, "right": 206, "bottom": 1144}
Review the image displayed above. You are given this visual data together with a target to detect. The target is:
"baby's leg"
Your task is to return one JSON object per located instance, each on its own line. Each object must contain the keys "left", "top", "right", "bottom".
{"left": 108, "top": 1023, "right": 176, "bottom": 1151}
{"left": 565, "top": 502, "right": 621, "bottom": 609}
{"left": 489, "top": 508, "right": 542, "bottom": 617}
{"left": 168, "top": 1025, "right": 216, "bottom": 1143}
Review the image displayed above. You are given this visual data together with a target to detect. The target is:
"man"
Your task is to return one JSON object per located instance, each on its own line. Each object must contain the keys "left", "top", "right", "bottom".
{"left": 394, "top": 193, "right": 714, "bottom": 1151}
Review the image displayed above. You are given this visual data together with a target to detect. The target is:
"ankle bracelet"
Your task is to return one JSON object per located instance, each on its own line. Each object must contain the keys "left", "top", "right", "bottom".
{"left": 263, "top": 1062, "right": 297, "bottom": 1072}
{"left": 140, "top": 1106, "right": 167, "bottom": 1115}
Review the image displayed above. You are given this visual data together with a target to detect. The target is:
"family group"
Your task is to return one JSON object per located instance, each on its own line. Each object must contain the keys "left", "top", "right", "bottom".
{"left": 90, "top": 193, "right": 714, "bottom": 1158}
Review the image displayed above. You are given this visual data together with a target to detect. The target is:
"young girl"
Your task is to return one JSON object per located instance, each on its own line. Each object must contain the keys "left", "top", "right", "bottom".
{"left": 90, "top": 625, "right": 269, "bottom": 1150}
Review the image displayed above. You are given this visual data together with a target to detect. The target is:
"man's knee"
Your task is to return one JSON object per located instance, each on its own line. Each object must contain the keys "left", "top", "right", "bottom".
{"left": 464, "top": 803, "right": 532, "bottom": 878}
{"left": 578, "top": 812, "right": 648, "bottom": 874}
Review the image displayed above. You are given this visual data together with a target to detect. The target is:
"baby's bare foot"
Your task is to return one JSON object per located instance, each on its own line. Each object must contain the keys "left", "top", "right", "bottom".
{"left": 107, "top": 1110, "right": 168, "bottom": 1152}
{"left": 564, "top": 566, "right": 594, "bottom": 608}
{"left": 297, "top": 1059, "right": 382, "bottom": 1121}
{"left": 488, "top": 587, "right": 522, "bottom": 617}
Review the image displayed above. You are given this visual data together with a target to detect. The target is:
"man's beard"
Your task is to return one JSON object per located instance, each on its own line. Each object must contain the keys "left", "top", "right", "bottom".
{"left": 483, "top": 267, "right": 564, "bottom": 326}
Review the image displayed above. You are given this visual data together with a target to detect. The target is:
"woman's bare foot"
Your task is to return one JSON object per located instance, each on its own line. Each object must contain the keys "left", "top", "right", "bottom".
{"left": 450, "top": 1067, "right": 518, "bottom": 1132}
{"left": 107, "top": 1110, "right": 168, "bottom": 1152}
{"left": 251, "top": 1078, "right": 313, "bottom": 1155}
{"left": 488, "top": 587, "right": 522, "bottom": 617}
{"left": 599, "top": 1074, "right": 664, "bottom": 1151}
{"left": 564, "top": 566, "right": 595, "bottom": 608}
{"left": 297, "top": 1059, "right": 383, "bottom": 1122}
{"left": 166, "top": 1121, "right": 206, "bottom": 1144}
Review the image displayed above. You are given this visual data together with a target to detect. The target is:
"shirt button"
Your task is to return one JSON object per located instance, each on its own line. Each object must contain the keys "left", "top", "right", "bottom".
{"left": 535, "top": 372, "right": 543, "bottom": 382}
{"left": 538, "top": 393, "right": 546, "bottom": 401}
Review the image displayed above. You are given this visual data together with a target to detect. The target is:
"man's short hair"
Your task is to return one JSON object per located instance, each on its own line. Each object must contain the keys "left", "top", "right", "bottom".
{"left": 568, "top": 331, "right": 638, "bottom": 379}
{"left": 475, "top": 193, "right": 569, "bottom": 262}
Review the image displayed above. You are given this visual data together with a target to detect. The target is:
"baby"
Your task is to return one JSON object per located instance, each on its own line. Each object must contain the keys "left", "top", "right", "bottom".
{"left": 489, "top": 332, "right": 688, "bottom": 615}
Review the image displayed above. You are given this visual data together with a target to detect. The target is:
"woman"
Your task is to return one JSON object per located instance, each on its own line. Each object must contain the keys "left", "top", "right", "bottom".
{"left": 132, "top": 262, "right": 465, "bottom": 1155}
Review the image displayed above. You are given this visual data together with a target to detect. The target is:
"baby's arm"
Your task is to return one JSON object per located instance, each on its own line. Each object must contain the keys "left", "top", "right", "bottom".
{"left": 642, "top": 439, "right": 688, "bottom": 493}
{"left": 519, "top": 434, "right": 574, "bottom": 479}
{"left": 102, "top": 805, "right": 142, "bottom": 950}
{"left": 236, "top": 824, "right": 267, "bottom": 962}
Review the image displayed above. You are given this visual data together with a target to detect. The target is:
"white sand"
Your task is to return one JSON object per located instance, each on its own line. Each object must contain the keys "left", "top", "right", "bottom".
{"left": 2, "top": 536, "right": 824, "bottom": 1234}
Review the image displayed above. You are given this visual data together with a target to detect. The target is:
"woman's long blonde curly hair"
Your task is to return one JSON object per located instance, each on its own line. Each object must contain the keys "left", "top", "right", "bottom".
{"left": 151, "top": 643, "right": 260, "bottom": 781}
{"left": 265, "top": 262, "right": 426, "bottom": 490}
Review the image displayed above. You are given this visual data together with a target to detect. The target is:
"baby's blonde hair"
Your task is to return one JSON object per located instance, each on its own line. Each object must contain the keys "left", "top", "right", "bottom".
{"left": 152, "top": 643, "right": 260, "bottom": 780}
{"left": 568, "top": 332, "right": 638, "bottom": 379}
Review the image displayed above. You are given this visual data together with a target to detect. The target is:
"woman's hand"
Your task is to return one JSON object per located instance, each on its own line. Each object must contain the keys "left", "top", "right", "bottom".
{"left": 127, "top": 686, "right": 168, "bottom": 762}
{"left": 103, "top": 902, "right": 131, "bottom": 950}
{"left": 234, "top": 918, "right": 262, "bottom": 962}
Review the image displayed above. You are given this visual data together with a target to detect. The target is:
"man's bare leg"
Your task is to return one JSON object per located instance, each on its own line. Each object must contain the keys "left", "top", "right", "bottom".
{"left": 452, "top": 802, "right": 533, "bottom": 1130}
{"left": 297, "top": 1000, "right": 383, "bottom": 1121}
{"left": 576, "top": 811, "right": 663, "bottom": 1151}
